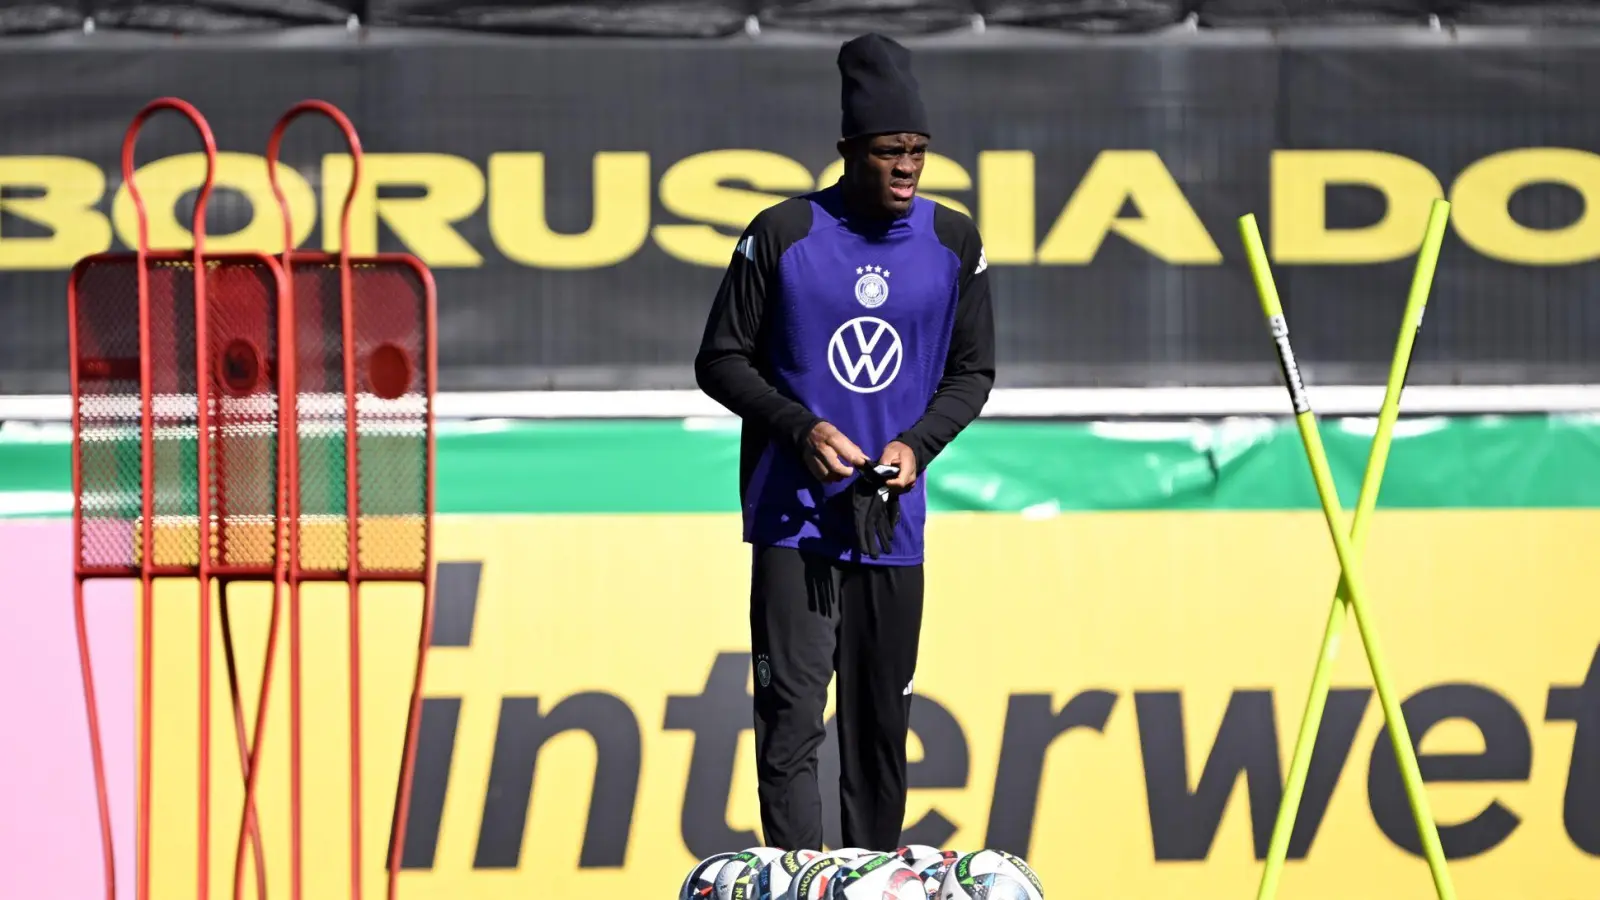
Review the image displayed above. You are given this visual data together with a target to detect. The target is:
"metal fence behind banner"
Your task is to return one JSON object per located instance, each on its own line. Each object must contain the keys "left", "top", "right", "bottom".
{"left": 4, "top": 0, "right": 1598, "bottom": 34}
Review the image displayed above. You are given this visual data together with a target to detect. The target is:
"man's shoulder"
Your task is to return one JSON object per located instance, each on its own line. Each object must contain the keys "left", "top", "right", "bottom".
{"left": 927, "top": 200, "right": 981, "bottom": 250}
{"left": 742, "top": 195, "right": 818, "bottom": 253}
{"left": 927, "top": 200, "right": 985, "bottom": 274}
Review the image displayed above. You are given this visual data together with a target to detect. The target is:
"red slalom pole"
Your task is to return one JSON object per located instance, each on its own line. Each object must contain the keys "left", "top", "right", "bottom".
{"left": 120, "top": 97, "right": 219, "bottom": 900}
{"left": 267, "top": 99, "right": 438, "bottom": 900}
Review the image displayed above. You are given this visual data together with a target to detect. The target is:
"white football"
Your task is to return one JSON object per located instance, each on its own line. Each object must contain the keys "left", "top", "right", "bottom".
{"left": 831, "top": 854, "right": 927, "bottom": 900}
{"left": 908, "top": 851, "right": 961, "bottom": 897}
{"left": 937, "top": 850, "right": 1043, "bottom": 900}
{"left": 716, "top": 848, "right": 788, "bottom": 900}
{"left": 681, "top": 852, "right": 739, "bottom": 900}
{"left": 757, "top": 849, "right": 822, "bottom": 900}
{"left": 788, "top": 853, "right": 852, "bottom": 900}
{"left": 824, "top": 854, "right": 895, "bottom": 900}
{"left": 894, "top": 845, "right": 941, "bottom": 865}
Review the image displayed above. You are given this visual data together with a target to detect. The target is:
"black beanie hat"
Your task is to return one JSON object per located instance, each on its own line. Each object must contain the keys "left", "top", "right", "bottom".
{"left": 838, "top": 33, "right": 930, "bottom": 141}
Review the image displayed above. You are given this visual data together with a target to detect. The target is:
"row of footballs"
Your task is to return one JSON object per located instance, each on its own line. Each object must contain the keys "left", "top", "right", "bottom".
{"left": 680, "top": 845, "right": 1044, "bottom": 900}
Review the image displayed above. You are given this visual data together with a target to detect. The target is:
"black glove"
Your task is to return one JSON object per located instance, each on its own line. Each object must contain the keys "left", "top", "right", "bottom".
{"left": 851, "top": 462, "right": 902, "bottom": 559}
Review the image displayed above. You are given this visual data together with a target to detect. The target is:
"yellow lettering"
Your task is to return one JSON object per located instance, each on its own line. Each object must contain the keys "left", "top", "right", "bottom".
{"left": 654, "top": 150, "right": 813, "bottom": 268}
{"left": 1270, "top": 150, "right": 1442, "bottom": 264}
{"left": 111, "top": 152, "right": 317, "bottom": 253}
{"left": 0, "top": 156, "right": 110, "bottom": 269}
{"left": 1450, "top": 148, "right": 1600, "bottom": 266}
{"left": 489, "top": 152, "right": 650, "bottom": 270}
{"left": 1037, "top": 151, "right": 1219, "bottom": 265}
{"left": 322, "top": 153, "right": 484, "bottom": 267}
{"left": 814, "top": 153, "right": 973, "bottom": 218}
{"left": 977, "top": 151, "right": 1035, "bottom": 264}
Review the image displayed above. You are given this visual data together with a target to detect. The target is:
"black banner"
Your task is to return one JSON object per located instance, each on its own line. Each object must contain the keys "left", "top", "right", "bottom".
{"left": 1, "top": 31, "right": 1598, "bottom": 393}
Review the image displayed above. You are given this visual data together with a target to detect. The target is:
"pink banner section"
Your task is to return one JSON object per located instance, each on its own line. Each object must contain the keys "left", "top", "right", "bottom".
{"left": 0, "top": 520, "right": 134, "bottom": 900}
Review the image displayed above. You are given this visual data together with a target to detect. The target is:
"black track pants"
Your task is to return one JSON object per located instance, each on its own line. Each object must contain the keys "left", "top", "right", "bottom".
{"left": 749, "top": 544, "right": 925, "bottom": 853}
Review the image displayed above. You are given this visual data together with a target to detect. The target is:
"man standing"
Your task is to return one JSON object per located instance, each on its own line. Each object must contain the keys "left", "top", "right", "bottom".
{"left": 694, "top": 33, "right": 995, "bottom": 852}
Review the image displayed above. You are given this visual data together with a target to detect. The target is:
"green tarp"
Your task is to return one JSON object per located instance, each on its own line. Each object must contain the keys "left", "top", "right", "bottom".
{"left": 2, "top": 414, "right": 1597, "bottom": 517}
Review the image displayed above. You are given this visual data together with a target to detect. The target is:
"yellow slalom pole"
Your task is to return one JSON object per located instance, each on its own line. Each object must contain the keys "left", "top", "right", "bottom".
{"left": 1252, "top": 198, "right": 1452, "bottom": 900}
{"left": 1238, "top": 208, "right": 1457, "bottom": 900}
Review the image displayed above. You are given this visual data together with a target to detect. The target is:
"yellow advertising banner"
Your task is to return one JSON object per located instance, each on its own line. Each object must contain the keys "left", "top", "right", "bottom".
{"left": 141, "top": 511, "right": 1600, "bottom": 899}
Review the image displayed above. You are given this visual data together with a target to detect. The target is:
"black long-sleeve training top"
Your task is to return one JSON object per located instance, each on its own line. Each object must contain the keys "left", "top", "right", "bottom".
{"left": 695, "top": 183, "right": 996, "bottom": 565}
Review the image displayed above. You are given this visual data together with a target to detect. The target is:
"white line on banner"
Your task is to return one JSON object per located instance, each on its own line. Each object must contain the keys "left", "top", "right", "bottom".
{"left": 1, "top": 385, "right": 1598, "bottom": 424}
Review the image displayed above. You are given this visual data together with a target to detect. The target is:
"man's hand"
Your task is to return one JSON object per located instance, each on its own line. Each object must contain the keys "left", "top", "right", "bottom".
{"left": 804, "top": 421, "right": 870, "bottom": 482}
{"left": 879, "top": 440, "right": 918, "bottom": 490}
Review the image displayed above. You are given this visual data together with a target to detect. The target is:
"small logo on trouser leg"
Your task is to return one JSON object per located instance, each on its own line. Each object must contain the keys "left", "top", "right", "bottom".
{"left": 756, "top": 654, "right": 772, "bottom": 688}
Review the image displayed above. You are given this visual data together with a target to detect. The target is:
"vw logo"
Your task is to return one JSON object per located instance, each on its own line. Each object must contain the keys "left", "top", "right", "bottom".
{"left": 828, "top": 317, "right": 903, "bottom": 393}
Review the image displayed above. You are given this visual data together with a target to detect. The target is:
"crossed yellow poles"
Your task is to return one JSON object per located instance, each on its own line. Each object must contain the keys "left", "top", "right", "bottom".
{"left": 1238, "top": 199, "right": 1456, "bottom": 900}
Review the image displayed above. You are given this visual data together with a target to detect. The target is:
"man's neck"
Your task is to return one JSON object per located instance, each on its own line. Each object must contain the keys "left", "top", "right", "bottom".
{"left": 839, "top": 183, "right": 908, "bottom": 229}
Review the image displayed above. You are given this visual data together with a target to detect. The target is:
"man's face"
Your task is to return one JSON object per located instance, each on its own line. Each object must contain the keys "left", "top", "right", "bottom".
{"left": 843, "top": 132, "right": 928, "bottom": 217}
